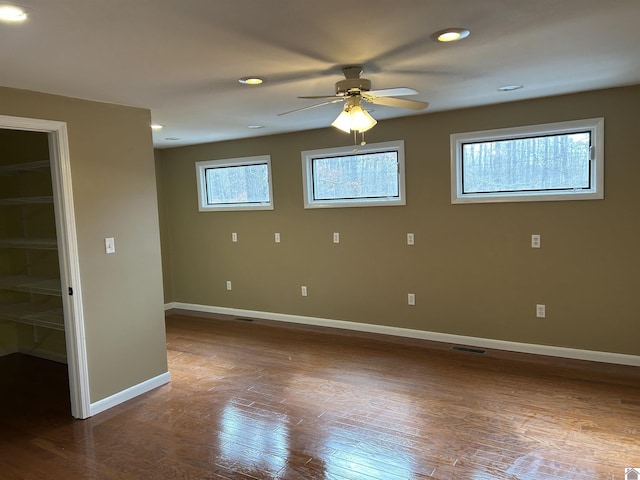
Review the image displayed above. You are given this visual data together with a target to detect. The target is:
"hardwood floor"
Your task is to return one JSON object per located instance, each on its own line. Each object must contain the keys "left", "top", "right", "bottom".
{"left": 1, "top": 312, "right": 639, "bottom": 479}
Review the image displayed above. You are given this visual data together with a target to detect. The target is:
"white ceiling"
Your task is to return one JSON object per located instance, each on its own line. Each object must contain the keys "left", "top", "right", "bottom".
{"left": 2, "top": 0, "right": 640, "bottom": 148}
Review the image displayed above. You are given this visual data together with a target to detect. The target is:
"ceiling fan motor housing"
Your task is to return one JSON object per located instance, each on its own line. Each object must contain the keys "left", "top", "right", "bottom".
{"left": 335, "top": 78, "right": 372, "bottom": 95}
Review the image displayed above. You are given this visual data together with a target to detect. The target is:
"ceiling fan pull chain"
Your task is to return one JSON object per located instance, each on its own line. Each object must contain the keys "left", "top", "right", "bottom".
{"left": 351, "top": 131, "right": 359, "bottom": 153}
{"left": 352, "top": 131, "right": 367, "bottom": 152}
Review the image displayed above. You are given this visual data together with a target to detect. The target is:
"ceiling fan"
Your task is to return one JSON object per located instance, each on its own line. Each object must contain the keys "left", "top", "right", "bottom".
{"left": 278, "top": 66, "right": 429, "bottom": 135}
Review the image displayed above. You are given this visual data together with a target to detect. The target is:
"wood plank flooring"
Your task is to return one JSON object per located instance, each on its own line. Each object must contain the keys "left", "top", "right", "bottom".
{"left": 1, "top": 311, "right": 639, "bottom": 479}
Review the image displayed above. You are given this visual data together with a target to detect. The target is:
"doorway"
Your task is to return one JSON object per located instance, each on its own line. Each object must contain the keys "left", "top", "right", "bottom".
{"left": 0, "top": 114, "right": 89, "bottom": 419}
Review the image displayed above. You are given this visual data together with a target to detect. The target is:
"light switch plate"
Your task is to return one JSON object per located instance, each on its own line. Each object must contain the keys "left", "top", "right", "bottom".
{"left": 105, "top": 237, "right": 115, "bottom": 254}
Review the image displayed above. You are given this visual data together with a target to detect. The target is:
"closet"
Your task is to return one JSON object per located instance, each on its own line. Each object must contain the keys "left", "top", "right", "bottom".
{"left": 0, "top": 129, "right": 66, "bottom": 365}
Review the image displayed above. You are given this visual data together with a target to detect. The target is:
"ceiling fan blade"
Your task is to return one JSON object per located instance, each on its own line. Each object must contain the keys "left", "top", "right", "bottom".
{"left": 365, "top": 87, "right": 418, "bottom": 97}
{"left": 298, "top": 94, "right": 344, "bottom": 99}
{"left": 278, "top": 98, "right": 344, "bottom": 116}
{"left": 363, "top": 95, "right": 429, "bottom": 110}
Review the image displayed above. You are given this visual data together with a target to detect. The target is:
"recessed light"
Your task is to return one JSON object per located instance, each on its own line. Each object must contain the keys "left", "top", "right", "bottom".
{"left": 150, "top": 124, "right": 164, "bottom": 130}
{"left": 0, "top": 4, "right": 27, "bottom": 22}
{"left": 247, "top": 125, "right": 264, "bottom": 129}
{"left": 498, "top": 85, "right": 524, "bottom": 92}
{"left": 433, "top": 28, "right": 470, "bottom": 43}
{"left": 239, "top": 77, "right": 264, "bottom": 85}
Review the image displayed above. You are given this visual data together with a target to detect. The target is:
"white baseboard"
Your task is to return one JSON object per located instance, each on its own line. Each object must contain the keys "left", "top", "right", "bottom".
{"left": 167, "top": 302, "right": 640, "bottom": 367}
{"left": 90, "top": 371, "right": 171, "bottom": 417}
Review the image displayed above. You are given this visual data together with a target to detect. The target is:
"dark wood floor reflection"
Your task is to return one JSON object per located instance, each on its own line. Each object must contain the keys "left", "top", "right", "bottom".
{"left": 2, "top": 312, "right": 640, "bottom": 479}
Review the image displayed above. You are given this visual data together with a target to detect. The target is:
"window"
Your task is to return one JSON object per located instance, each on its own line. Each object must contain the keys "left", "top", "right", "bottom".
{"left": 195, "top": 155, "right": 273, "bottom": 211}
{"left": 450, "top": 118, "right": 604, "bottom": 204}
{"left": 301, "top": 140, "right": 405, "bottom": 209}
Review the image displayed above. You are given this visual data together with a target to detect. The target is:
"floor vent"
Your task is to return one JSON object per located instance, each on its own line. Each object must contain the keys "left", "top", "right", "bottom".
{"left": 234, "top": 317, "right": 254, "bottom": 322}
{"left": 451, "top": 346, "right": 486, "bottom": 354}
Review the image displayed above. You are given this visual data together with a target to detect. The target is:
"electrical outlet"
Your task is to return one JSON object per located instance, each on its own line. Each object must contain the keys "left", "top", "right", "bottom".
{"left": 333, "top": 232, "right": 340, "bottom": 244}
{"left": 407, "top": 233, "right": 415, "bottom": 245}
{"left": 408, "top": 293, "right": 416, "bottom": 306}
{"left": 226, "top": 281, "right": 232, "bottom": 291}
{"left": 536, "top": 304, "right": 546, "bottom": 318}
{"left": 301, "top": 286, "right": 308, "bottom": 297}
{"left": 531, "top": 234, "right": 541, "bottom": 248}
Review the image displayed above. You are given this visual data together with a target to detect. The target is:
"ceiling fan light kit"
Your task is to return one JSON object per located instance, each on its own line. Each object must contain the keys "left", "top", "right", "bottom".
{"left": 331, "top": 98, "right": 377, "bottom": 134}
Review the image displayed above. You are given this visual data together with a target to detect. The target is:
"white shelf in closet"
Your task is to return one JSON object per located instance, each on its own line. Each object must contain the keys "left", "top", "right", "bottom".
{"left": 0, "top": 303, "right": 65, "bottom": 331}
{"left": 0, "top": 275, "right": 62, "bottom": 296}
{"left": 0, "top": 156, "right": 63, "bottom": 333}
{"left": 0, "top": 160, "right": 50, "bottom": 176}
{"left": 0, "top": 237, "right": 58, "bottom": 250}
{"left": 0, "top": 196, "right": 54, "bottom": 205}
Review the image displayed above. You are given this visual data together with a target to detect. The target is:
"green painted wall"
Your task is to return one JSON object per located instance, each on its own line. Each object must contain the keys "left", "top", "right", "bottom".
{"left": 158, "top": 85, "right": 640, "bottom": 357}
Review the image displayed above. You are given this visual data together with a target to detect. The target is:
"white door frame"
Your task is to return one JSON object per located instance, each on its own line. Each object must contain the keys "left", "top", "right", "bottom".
{"left": 1, "top": 114, "right": 90, "bottom": 419}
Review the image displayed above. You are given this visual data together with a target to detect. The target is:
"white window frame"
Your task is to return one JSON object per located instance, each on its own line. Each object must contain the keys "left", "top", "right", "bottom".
{"left": 195, "top": 155, "right": 274, "bottom": 212}
{"left": 450, "top": 117, "right": 604, "bottom": 204}
{"left": 301, "top": 140, "right": 406, "bottom": 209}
